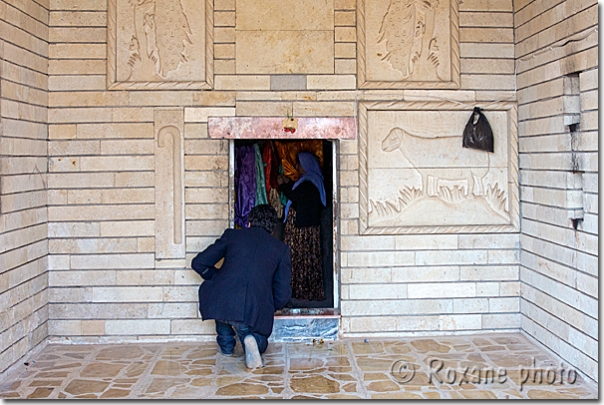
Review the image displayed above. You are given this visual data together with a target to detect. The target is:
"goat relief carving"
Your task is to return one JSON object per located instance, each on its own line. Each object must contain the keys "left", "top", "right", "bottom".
{"left": 358, "top": 102, "right": 519, "bottom": 234}
{"left": 108, "top": 0, "right": 213, "bottom": 89}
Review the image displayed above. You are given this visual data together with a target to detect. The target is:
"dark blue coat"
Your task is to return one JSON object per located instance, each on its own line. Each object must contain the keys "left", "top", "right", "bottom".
{"left": 191, "top": 227, "right": 292, "bottom": 337}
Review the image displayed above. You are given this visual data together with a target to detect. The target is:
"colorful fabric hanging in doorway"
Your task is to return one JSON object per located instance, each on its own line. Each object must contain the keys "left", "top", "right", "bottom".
{"left": 234, "top": 144, "right": 256, "bottom": 228}
{"left": 274, "top": 140, "right": 324, "bottom": 182}
{"left": 253, "top": 144, "right": 268, "bottom": 205}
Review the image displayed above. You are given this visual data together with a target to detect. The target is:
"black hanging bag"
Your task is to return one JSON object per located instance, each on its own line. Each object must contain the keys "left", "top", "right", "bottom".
{"left": 462, "top": 107, "right": 494, "bottom": 153}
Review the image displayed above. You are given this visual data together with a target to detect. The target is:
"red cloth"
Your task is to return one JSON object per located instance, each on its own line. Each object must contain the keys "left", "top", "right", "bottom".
{"left": 262, "top": 141, "right": 280, "bottom": 193}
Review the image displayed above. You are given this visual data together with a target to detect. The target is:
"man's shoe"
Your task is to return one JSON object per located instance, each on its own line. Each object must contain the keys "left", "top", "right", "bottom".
{"left": 219, "top": 348, "right": 233, "bottom": 357}
{"left": 243, "top": 335, "right": 263, "bottom": 369}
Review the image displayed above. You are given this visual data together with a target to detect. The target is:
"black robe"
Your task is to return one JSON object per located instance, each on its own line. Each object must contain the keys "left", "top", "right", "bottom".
{"left": 280, "top": 181, "right": 324, "bottom": 227}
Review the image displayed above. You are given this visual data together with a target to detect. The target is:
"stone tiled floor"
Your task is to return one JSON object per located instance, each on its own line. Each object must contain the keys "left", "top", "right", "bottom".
{"left": 0, "top": 333, "right": 597, "bottom": 399}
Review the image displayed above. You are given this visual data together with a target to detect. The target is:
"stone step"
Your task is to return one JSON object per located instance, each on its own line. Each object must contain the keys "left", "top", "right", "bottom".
{"left": 270, "top": 308, "right": 339, "bottom": 342}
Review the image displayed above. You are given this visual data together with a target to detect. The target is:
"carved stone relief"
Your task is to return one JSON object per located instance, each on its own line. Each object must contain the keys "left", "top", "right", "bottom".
{"left": 155, "top": 110, "right": 185, "bottom": 260}
{"left": 107, "top": 0, "right": 213, "bottom": 90}
{"left": 358, "top": 101, "right": 518, "bottom": 234}
{"left": 357, "top": 0, "right": 460, "bottom": 89}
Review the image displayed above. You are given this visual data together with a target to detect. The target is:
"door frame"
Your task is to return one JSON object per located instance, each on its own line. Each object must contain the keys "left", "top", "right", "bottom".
{"left": 228, "top": 140, "right": 340, "bottom": 310}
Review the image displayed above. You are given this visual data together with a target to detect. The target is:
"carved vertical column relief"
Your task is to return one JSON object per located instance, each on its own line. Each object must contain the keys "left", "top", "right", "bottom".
{"left": 107, "top": 0, "right": 214, "bottom": 89}
{"left": 155, "top": 110, "right": 185, "bottom": 261}
{"left": 358, "top": 0, "right": 460, "bottom": 89}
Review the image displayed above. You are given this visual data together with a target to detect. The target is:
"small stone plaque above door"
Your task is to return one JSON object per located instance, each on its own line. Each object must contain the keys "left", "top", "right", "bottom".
{"left": 107, "top": 0, "right": 214, "bottom": 90}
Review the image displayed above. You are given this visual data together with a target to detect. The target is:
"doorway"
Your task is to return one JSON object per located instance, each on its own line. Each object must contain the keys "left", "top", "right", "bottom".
{"left": 228, "top": 139, "right": 338, "bottom": 313}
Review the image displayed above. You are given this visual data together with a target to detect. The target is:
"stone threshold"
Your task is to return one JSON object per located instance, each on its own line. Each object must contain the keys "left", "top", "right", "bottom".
{"left": 274, "top": 308, "right": 340, "bottom": 319}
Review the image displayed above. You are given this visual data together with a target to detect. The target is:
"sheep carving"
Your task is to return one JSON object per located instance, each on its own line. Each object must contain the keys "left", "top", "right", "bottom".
{"left": 381, "top": 127, "right": 491, "bottom": 198}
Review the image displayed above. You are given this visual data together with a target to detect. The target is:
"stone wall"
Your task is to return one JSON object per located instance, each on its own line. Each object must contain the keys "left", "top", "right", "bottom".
{"left": 0, "top": 0, "right": 49, "bottom": 376}
{"left": 514, "top": 0, "right": 598, "bottom": 383}
{"left": 0, "top": 0, "right": 597, "bottom": 386}
{"left": 44, "top": 0, "right": 522, "bottom": 345}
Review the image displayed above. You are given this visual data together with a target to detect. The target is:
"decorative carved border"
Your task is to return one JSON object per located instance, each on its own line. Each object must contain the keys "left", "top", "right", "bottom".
{"left": 357, "top": 0, "right": 460, "bottom": 89}
{"left": 107, "top": 0, "right": 214, "bottom": 90}
{"left": 358, "top": 101, "right": 519, "bottom": 235}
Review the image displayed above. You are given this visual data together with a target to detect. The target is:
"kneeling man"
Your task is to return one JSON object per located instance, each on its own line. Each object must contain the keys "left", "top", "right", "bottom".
{"left": 191, "top": 205, "right": 292, "bottom": 368}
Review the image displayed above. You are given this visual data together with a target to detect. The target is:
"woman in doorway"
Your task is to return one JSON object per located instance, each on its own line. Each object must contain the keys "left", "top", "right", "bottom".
{"left": 277, "top": 152, "right": 326, "bottom": 302}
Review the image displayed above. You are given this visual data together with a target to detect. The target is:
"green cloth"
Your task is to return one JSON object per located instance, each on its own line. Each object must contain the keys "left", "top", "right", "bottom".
{"left": 278, "top": 164, "right": 289, "bottom": 207}
{"left": 254, "top": 144, "right": 268, "bottom": 205}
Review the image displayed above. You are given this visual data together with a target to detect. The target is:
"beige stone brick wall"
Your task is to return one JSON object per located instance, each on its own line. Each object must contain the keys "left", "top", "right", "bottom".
{"left": 514, "top": 0, "right": 598, "bottom": 383}
{"left": 0, "top": 0, "right": 595, "bottom": 384}
{"left": 0, "top": 0, "right": 49, "bottom": 377}
{"left": 43, "top": 0, "right": 522, "bottom": 347}
{"left": 339, "top": 0, "right": 519, "bottom": 338}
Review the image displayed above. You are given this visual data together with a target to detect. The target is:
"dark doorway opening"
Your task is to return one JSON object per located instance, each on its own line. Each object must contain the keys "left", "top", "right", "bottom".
{"left": 232, "top": 139, "right": 335, "bottom": 311}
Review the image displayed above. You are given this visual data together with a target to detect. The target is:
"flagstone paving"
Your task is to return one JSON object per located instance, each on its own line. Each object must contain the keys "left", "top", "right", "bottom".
{"left": 0, "top": 333, "right": 597, "bottom": 399}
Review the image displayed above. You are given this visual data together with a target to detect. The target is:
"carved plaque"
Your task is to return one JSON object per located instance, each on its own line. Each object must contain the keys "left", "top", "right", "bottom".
{"left": 155, "top": 109, "right": 185, "bottom": 259}
{"left": 358, "top": 101, "right": 519, "bottom": 234}
{"left": 358, "top": 0, "right": 460, "bottom": 89}
{"left": 108, "top": 0, "right": 213, "bottom": 90}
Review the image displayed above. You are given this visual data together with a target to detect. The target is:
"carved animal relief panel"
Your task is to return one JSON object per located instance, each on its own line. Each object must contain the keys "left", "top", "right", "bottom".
{"left": 358, "top": 0, "right": 460, "bottom": 89}
{"left": 108, "top": 0, "right": 213, "bottom": 89}
{"left": 358, "top": 102, "right": 518, "bottom": 234}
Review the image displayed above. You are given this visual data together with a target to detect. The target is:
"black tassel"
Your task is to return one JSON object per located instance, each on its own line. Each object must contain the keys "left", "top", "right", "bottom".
{"left": 462, "top": 107, "right": 494, "bottom": 153}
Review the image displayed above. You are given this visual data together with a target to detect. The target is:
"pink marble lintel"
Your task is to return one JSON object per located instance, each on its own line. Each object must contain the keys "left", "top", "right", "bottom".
{"left": 208, "top": 117, "right": 357, "bottom": 140}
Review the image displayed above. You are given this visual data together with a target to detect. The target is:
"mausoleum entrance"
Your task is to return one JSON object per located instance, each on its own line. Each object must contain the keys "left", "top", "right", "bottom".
{"left": 208, "top": 117, "right": 356, "bottom": 340}
{"left": 232, "top": 138, "right": 335, "bottom": 310}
